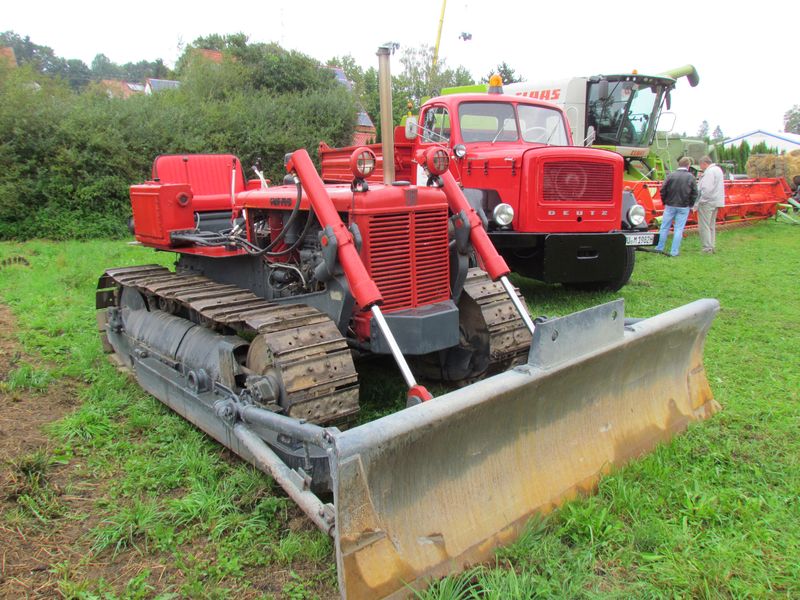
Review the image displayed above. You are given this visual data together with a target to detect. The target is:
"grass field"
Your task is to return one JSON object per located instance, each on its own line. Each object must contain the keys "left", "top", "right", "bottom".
{"left": 0, "top": 220, "right": 798, "bottom": 599}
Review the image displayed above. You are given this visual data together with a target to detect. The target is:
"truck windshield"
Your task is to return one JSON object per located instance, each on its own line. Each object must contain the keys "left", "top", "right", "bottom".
{"left": 518, "top": 105, "right": 568, "bottom": 145}
{"left": 587, "top": 79, "right": 665, "bottom": 148}
{"left": 458, "top": 102, "right": 568, "bottom": 145}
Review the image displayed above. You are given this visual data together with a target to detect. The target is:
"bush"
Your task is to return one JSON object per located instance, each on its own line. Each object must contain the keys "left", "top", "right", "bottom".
{"left": 0, "top": 60, "right": 356, "bottom": 240}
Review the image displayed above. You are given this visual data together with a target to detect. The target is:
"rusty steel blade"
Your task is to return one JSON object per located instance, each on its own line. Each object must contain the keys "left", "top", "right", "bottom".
{"left": 329, "top": 298, "right": 720, "bottom": 599}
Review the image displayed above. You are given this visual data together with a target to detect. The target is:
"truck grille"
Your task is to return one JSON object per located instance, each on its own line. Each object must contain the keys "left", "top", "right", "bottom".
{"left": 365, "top": 209, "right": 451, "bottom": 311}
{"left": 542, "top": 161, "right": 615, "bottom": 202}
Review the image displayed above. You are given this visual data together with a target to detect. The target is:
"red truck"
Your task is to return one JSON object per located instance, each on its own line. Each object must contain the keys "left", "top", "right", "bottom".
{"left": 319, "top": 85, "right": 655, "bottom": 291}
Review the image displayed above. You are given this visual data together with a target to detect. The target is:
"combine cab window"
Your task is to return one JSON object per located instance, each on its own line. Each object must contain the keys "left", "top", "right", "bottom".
{"left": 518, "top": 105, "right": 569, "bottom": 145}
{"left": 421, "top": 106, "right": 451, "bottom": 144}
{"left": 588, "top": 80, "right": 663, "bottom": 147}
{"left": 458, "top": 102, "right": 518, "bottom": 142}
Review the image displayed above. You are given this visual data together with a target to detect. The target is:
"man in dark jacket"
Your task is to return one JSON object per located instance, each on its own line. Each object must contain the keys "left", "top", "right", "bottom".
{"left": 655, "top": 157, "right": 698, "bottom": 256}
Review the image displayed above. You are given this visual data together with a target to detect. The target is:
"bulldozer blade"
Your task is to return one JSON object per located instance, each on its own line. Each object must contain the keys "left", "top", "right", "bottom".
{"left": 330, "top": 298, "right": 720, "bottom": 599}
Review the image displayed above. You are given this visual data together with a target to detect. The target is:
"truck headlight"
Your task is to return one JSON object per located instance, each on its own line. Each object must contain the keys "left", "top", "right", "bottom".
{"left": 493, "top": 203, "right": 514, "bottom": 226}
{"left": 627, "top": 204, "right": 646, "bottom": 227}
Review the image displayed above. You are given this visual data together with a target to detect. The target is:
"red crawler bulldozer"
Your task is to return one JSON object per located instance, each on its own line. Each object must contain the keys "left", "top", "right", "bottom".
{"left": 96, "top": 47, "right": 721, "bottom": 598}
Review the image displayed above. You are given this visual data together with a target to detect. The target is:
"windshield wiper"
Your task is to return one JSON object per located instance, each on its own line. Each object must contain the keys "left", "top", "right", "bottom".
{"left": 544, "top": 124, "right": 560, "bottom": 145}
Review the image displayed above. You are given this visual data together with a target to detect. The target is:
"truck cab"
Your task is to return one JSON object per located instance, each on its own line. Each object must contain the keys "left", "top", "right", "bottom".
{"left": 320, "top": 87, "right": 655, "bottom": 291}
{"left": 496, "top": 67, "right": 700, "bottom": 204}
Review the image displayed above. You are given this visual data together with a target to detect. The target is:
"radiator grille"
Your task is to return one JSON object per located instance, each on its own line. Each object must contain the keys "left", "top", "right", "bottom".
{"left": 366, "top": 209, "right": 450, "bottom": 311}
{"left": 542, "top": 161, "right": 615, "bottom": 202}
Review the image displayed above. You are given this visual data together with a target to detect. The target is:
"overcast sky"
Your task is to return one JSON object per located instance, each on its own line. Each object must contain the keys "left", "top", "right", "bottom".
{"left": 6, "top": 0, "right": 797, "bottom": 138}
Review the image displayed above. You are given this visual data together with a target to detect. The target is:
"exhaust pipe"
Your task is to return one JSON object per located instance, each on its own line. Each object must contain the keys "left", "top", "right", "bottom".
{"left": 377, "top": 44, "right": 396, "bottom": 185}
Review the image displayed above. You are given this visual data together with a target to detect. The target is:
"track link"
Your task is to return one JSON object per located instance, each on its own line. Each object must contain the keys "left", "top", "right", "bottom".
{"left": 97, "top": 265, "right": 359, "bottom": 425}
{"left": 461, "top": 268, "right": 532, "bottom": 372}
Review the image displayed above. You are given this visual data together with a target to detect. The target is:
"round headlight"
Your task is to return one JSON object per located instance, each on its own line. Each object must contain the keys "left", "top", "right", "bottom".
{"left": 425, "top": 147, "right": 450, "bottom": 175}
{"left": 493, "top": 203, "right": 514, "bottom": 226}
{"left": 349, "top": 147, "right": 376, "bottom": 179}
{"left": 453, "top": 144, "right": 467, "bottom": 158}
{"left": 627, "top": 204, "right": 646, "bottom": 227}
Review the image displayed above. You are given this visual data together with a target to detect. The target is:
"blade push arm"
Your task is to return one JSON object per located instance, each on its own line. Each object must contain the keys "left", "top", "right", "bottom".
{"left": 439, "top": 170, "right": 537, "bottom": 336}
{"left": 286, "top": 149, "right": 432, "bottom": 404}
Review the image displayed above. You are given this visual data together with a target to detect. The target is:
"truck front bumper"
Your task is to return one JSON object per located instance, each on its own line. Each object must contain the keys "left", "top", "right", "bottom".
{"left": 489, "top": 231, "right": 659, "bottom": 283}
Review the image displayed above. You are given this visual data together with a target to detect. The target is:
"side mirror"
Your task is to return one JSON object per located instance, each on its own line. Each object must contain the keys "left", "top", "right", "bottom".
{"left": 658, "top": 112, "right": 676, "bottom": 133}
{"left": 584, "top": 125, "right": 596, "bottom": 147}
{"left": 665, "top": 90, "right": 672, "bottom": 110}
{"left": 405, "top": 117, "right": 418, "bottom": 140}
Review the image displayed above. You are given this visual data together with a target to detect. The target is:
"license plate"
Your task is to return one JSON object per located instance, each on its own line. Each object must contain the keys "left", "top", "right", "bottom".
{"left": 625, "top": 233, "right": 655, "bottom": 246}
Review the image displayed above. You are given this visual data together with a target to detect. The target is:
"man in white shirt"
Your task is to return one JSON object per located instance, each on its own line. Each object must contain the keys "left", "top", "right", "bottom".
{"left": 694, "top": 156, "right": 725, "bottom": 254}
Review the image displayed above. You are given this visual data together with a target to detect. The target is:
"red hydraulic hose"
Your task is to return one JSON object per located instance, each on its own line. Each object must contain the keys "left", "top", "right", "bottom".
{"left": 286, "top": 150, "right": 383, "bottom": 310}
{"left": 439, "top": 170, "right": 510, "bottom": 281}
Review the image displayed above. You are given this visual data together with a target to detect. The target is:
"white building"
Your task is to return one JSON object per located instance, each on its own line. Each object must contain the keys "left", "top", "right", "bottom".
{"left": 722, "top": 130, "right": 800, "bottom": 152}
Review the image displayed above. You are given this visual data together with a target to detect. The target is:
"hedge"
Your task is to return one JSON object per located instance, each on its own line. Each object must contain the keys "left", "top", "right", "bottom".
{"left": 0, "top": 64, "right": 356, "bottom": 239}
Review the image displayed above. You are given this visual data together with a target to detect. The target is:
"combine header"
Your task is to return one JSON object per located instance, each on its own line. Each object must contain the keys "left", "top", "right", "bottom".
{"left": 96, "top": 47, "right": 721, "bottom": 598}
{"left": 631, "top": 177, "right": 792, "bottom": 228}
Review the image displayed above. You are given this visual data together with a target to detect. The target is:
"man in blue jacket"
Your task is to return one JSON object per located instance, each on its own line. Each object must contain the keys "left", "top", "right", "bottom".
{"left": 655, "top": 157, "right": 698, "bottom": 257}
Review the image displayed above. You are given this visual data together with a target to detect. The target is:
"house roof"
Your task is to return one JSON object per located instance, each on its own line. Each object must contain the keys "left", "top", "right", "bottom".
{"left": 100, "top": 79, "right": 145, "bottom": 98}
{"left": 357, "top": 110, "right": 375, "bottom": 129}
{"left": 723, "top": 129, "right": 800, "bottom": 147}
{"left": 146, "top": 78, "right": 181, "bottom": 92}
{"left": 327, "top": 66, "right": 376, "bottom": 130}
{"left": 0, "top": 46, "right": 16, "bottom": 68}
{"left": 329, "top": 66, "right": 353, "bottom": 90}
{"left": 193, "top": 48, "right": 224, "bottom": 64}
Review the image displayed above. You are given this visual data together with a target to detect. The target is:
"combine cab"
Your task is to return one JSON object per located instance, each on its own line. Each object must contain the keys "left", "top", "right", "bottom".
{"left": 96, "top": 48, "right": 721, "bottom": 598}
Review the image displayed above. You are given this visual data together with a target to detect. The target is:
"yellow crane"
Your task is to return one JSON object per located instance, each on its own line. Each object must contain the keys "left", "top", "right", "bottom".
{"left": 432, "top": 0, "right": 447, "bottom": 73}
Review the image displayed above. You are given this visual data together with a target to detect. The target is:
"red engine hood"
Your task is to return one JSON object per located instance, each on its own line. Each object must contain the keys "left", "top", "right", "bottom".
{"left": 455, "top": 145, "right": 623, "bottom": 234}
{"left": 519, "top": 146, "right": 623, "bottom": 233}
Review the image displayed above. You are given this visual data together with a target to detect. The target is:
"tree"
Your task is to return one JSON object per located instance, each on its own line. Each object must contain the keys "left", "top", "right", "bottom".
{"left": 92, "top": 54, "right": 173, "bottom": 82}
{"left": 177, "top": 34, "right": 336, "bottom": 95}
{"left": 712, "top": 125, "right": 724, "bottom": 140}
{"left": 481, "top": 62, "right": 523, "bottom": 84}
{"left": 91, "top": 53, "right": 123, "bottom": 79}
{"left": 395, "top": 45, "right": 472, "bottom": 107}
{"left": 0, "top": 31, "right": 62, "bottom": 74}
{"left": 329, "top": 46, "right": 473, "bottom": 140}
{"left": 62, "top": 58, "right": 91, "bottom": 90}
{"left": 785, "top": 105, "right": 800, "bottom": 134}
{"left": 328, "top": 54, "right": 366, "bottom": 97}
{"left": 697, "top": 120, "right": 709, "bottom": 138}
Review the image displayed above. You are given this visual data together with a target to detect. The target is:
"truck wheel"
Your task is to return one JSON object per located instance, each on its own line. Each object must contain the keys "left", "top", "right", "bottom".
{"left": 565, "top": 246, "right": 635, "bottom": 292}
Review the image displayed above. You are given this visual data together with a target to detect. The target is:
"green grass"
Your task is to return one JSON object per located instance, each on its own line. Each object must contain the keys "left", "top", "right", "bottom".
{"left": 1, "top": 221, "right": 798, "bottom": 597}
{"left": 4, "top": 449, "right": 65, "bottom": 525}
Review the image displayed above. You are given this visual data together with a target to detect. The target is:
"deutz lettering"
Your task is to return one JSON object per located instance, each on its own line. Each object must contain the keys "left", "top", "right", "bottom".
{"left": 547, "top": 210, "right": 609, "bottom": 217}
{"left": 270, "top": 197, "right": 294, "bottom": 207}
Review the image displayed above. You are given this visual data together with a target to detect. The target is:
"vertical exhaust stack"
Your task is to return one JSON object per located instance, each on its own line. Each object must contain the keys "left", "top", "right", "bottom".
{"left": 377, "top": 44, "right": 396, "bottom": 185}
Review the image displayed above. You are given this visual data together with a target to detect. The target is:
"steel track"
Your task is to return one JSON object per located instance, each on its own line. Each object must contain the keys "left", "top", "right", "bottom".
{"left": 97, "top": 265, "right": 359, "bottom": 425}
{"left": 461, "top": 268, "right": 532, "bottom": 372}
{"left": 97, "top": 265, "right": 532, "bottom": 423}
